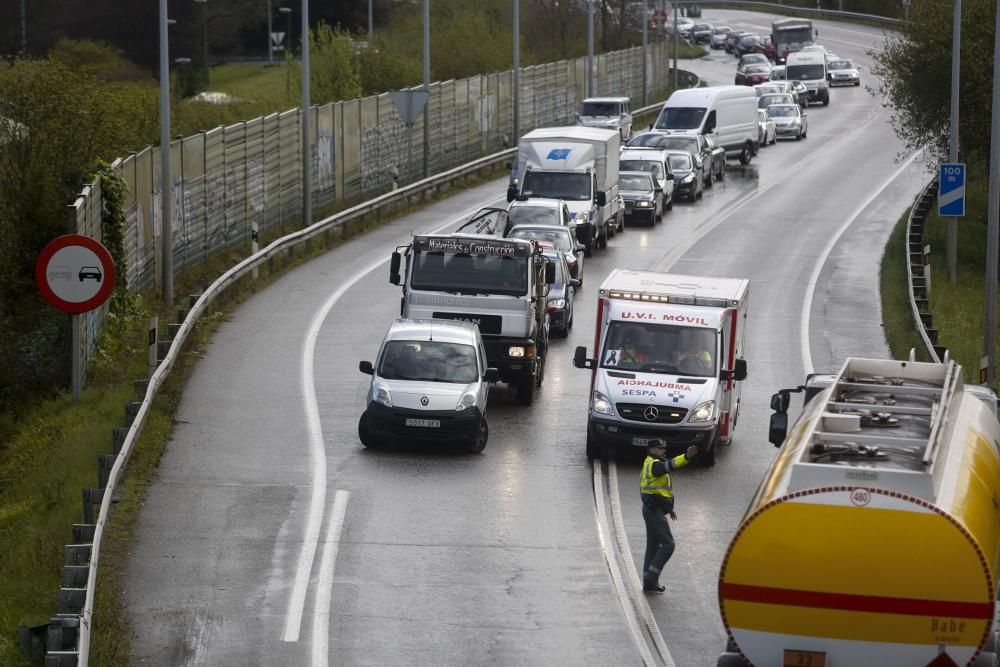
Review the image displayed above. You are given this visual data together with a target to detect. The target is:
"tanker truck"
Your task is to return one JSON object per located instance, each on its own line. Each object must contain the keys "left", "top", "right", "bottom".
{"left": 718, "top": 357, "right": 1000, "bottom": 667}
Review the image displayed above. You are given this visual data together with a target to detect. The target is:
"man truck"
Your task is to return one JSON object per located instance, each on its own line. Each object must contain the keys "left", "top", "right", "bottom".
{"left": 390, "top": 234, "right": 554, "bottom": 405}
{"left": 573, "top": 269, "right": 749, "bottom": 465}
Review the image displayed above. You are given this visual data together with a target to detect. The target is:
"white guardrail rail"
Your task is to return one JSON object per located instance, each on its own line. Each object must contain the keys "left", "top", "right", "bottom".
{"left": 904, "top": 177, "right": 944, "bottom": 364}
{"left": 58, "top": 89, "right": 693, "bottom": 665}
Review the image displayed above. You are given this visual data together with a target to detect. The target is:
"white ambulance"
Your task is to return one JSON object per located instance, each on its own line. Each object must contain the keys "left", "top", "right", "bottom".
{"left": 573, "top": 269, "right": 749, "bottom": 465}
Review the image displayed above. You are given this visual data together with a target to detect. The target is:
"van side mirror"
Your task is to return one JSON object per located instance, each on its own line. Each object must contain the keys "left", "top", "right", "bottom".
{"left": 507, "top": 186, "right": 517, "bottom": 203}
{"left": 595, "top": 191, "right": 607, "bottom": 207}
{"left": 389, "top": 252, "right": 401, "bottom": 285}
{"left": 505, "top": 161, "right": 513, "bottom": 170}
{"left": 769, "top": 412, "right": 788, "bottom": 447}
{"left": 545, "top": 261, "right": 556, "bottom": 285}
{"left": 570, "top": 278, "right": 582, "bottom": 288}
{"left": 573, "top": 345, "right": 593, "bottom": 369}
{"left": 484, "top": 368, "right": 501, "bottom": 383}
{"left": 734, "top": 359, "right": 748, "bottom": 381}
{"left": 359, "top": 360, "right": 374, "bottom": 375}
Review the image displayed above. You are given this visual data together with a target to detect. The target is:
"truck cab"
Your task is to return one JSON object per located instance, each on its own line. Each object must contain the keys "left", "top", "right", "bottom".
{"left": 573, "top": 269, "right": 749, "bottom": 464}
{"left": 390, "top": 234, "right": 554, "bottom": 405}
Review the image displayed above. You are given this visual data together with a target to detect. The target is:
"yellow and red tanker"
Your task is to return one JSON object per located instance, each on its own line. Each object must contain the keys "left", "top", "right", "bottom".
{"left": 718, "top": 358, "right": 1000, "bottom": 667}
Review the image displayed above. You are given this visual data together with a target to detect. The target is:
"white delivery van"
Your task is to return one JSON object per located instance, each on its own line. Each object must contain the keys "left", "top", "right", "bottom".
{"left": 573, "top": 269, "right": 749, "bottom": 465}
{"left": 785, "top": 50, "right": 829, "bottom": 106}
{"left": 652, "top": 86, "right": 759, "bottom": 165}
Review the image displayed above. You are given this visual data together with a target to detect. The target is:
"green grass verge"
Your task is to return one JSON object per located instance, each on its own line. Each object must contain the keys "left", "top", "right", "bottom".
{"left": 923, "top": 168, "right": 999, "bottom": 386}
{"left": 208, "top": 62, "right": 297, "bottom": 109}
{"left": 881, "top": 210, "right": 929, "bottom": 362}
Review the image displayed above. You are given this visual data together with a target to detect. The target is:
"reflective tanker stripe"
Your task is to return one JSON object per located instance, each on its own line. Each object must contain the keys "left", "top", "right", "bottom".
{"left": 721, "top": 583, "right": 993, "bottom": 619}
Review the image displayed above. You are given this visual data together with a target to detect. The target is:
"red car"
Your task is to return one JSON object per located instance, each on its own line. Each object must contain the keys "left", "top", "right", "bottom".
{"left": 735, "top": 64, "right": 772, "bottom": 86}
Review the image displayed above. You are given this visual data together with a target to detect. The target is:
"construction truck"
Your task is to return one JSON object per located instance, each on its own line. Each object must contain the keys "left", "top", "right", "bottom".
{"left": 390, "top": 234, "right": 554, "bottom": 405}
{"left": 718, "top": 356, "right": 1000, "bottom": 667}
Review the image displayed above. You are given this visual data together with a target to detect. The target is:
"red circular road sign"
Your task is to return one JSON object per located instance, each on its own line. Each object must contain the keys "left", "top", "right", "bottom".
{"left": 35, "top": 234, "right": 117, "bottom": 314}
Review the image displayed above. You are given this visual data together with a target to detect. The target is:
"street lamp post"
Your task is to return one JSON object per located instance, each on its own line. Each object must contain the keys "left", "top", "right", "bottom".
{"left": 422, "top": 0, "right": 430, "bottom": 178}
{"left": 301, "top": 0, "right": 311, "bottom": 226}
{"left": 279, "top": 6, "right": 292, "bottom": 61}
{"left": 159, "top": 0, "right": 174, "bottom": 305}
{"left": 194, "top": 0, "right": 208, "bottom": 86}
{"left": 513, "top": 0, "right": 519, "bottom": 145}
{"left": 586, "top": 0, "right": 594, "bottom": 97}
{"left": 267, "top": 0, "right": 274, "bottom": 64}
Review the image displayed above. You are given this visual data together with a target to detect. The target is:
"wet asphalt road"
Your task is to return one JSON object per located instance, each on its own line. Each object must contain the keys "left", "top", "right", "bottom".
{"left": 124, "top": 12, "right": 931, "bottom": 667}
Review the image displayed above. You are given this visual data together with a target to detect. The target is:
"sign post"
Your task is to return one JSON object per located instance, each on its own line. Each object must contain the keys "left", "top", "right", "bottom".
{"left": 938, "top": 162, "right": 966, "bottom": 217}
{"left": 35, "top": 235, "right": 117, "bottom": 402}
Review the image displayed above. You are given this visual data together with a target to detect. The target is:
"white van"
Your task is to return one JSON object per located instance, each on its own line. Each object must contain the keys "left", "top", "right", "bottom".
{"left": 652, "top": 86, "right": 759, "bottom": 165}
{"left": 578, "top": 97, "right": 633, "bottom": 140}
{"left": 785, "top": 50, "right": 829, "bottom": 106}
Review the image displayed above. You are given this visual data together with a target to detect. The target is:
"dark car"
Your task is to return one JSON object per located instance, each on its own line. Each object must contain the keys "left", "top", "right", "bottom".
{"left": 735, "top": 64, "right": 772, "bottom": 86}
{"left": 736, "top": 33, "right": 763, "bottom": 57}
{"left": 691, "top": 23, "right": 713, "bottom": 44}
{"left": 78, "top": 266, "right": 102, "bottom": 282}
{"left": 619, "top": 171, "right": 662, "bottom": 226}
{"left": 541, "top": 249, "right": 578, "bottom": 336}
{"left": 508, "top": 224, "right": 585, "bottom": 284}
{"left": 665, "top": 151, "right": 702, "bottom": 201}
{"left": 636, "top": 134, "right": 723, "bottom": 188}
{"left": 725, "top": 31, "right": 749, "bottom": 54}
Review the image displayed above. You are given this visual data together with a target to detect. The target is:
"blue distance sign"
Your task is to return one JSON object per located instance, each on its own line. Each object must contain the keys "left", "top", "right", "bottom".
{"left": 938, "top": 162, "right": 966, "bottom": 217}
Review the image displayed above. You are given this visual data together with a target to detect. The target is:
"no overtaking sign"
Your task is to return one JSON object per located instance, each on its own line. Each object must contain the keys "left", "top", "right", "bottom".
{"left": 35, "top": 234, "right": 116, "bottom": 314}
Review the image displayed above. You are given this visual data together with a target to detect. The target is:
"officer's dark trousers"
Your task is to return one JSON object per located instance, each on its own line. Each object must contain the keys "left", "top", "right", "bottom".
{"left": 642, "top": 502, "right": 675, "bottom": 582}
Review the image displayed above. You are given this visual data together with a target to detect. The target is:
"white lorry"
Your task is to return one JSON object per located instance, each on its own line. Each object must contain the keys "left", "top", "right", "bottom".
{"left": 390, "top": 234, "right": 554, "bottom": 405}
{"left": 507, "top": 127, "right": 622, "bottom": 256}
{"left": 573, "top": 269, "right": 749, "bottom": 464}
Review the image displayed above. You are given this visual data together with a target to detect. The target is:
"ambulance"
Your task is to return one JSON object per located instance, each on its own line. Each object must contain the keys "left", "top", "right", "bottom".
{"left": 718, "top": 357, "right": 1000, "bottom": 667}
{"left": 573, "top": 269, "right": 749, "bottom": 464}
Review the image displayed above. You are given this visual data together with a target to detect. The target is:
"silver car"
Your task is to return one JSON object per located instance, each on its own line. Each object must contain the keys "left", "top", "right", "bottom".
{"left": 768, "top": 104, "right": 808, "bottom": 140}
{"left": 757, "top": 109, "right": 776, "bottom": 146}
{"left": 827, "top": 58, "right": 861, "bottom": 86}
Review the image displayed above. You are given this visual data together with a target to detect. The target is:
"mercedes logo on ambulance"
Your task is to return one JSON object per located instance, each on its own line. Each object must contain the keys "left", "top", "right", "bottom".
{"left": 643, "top": 406, "right": 659, "bottom": 421}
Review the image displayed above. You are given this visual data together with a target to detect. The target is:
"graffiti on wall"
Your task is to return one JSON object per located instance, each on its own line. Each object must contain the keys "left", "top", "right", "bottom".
{"left": 477, "top": 94, "right": 496, "bottom": 134}
{"left": 360, "top": 119, "right": 408, "bottom": 190}
{"left": 316, "top": 132, "right": 334, "bottom": 191}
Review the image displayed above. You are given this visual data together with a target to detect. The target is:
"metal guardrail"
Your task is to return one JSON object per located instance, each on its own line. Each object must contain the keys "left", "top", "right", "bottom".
{"left": 59, "top": 85, "right": 695, "bottom": 666}
{"left": 690, "top": 1, "right": 901, "bottom": 26}
{"left": 905, "top": 177, "right": 945, "bottom": 363}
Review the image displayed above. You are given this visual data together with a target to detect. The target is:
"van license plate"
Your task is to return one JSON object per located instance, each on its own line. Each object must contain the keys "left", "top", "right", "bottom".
{"left": 405, "top": 418, "right": 441, "bottom": 428}
{"left": 783, "top": 649, "right": 826, "bottom": 667}
{"left": 632, "top": 437, "right": 652, "bottom": 446}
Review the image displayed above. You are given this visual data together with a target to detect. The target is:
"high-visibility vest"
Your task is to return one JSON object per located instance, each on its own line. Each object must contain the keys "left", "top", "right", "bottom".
{"left": 681, "top": 349, "right": 712, "bottom": 366}
{"left": 640, "top": 454, "right": 688, "bottom": 498}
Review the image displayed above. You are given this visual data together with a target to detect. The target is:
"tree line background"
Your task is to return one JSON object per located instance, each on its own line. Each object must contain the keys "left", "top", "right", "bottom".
{"left": 0, "top": 0, "right": 994, "bottom": 423}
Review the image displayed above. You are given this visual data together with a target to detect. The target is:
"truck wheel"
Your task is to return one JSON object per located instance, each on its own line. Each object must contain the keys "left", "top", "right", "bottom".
{"left": 358, "top": 412, "right": 378, "bottom": 449}
{"left": 699, "top": 432, "right": 719, "bottom": 467}
{"left": 717, "top": 653, "right": 746, "bottom": 667}
{"left": 516, "top": 375, "right": 535, "bottom": 405}
{"left": 466, "top": 418, "right": 488, "bottom": 453}
{"left": 822, "top": 94, "right": 830, "bottom": 106}
{"left": 739, "top": 143, "right": 753, "bottom": 165}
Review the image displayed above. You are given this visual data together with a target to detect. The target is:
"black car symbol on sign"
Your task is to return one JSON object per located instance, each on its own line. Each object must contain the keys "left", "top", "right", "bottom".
{"left": 78, "top": 266, "right": 103, "bottom": 282}
{"left": 48, "top": 265, "right": 72, "bottom": 281}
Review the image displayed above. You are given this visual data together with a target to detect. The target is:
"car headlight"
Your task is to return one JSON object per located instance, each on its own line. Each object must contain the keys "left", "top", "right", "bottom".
{"left": 373, "top": 383, "right": 392, "bottom": 408}
{"left": 548, "top": 298, "right": 566, "bottom": 309}
{"left": 791, "top": 119, "right": 801, "bottom": 126}
{"left": 681, "top": 174, "right": 694, "bottom": 184}
{"left": 456, "top": 387, "right": 477, "bottom": 412}
{"left": 592, "top": 390, "right": 615, "bottom": 416}
{"left": 508, "top": 346, "right": 525, "bottom": 357}
{"left": 689, "top": 400, "right": 716, "bottom": 422}
{"left": 637, "top": 200, "right": 652, "bottom": 208}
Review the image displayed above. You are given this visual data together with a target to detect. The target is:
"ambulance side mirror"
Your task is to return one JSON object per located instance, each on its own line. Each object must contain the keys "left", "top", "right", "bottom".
{"left": 769, "top": 411, "right": 788, "bottom": 447}
{"left": 734, "top": 359, "right": 747, "bottom": 381}
{"left": 389, "top": 252, "right": 401, "bottom": 285}
{"left": 574, "top": 346, "right": 593, "bottom": 369}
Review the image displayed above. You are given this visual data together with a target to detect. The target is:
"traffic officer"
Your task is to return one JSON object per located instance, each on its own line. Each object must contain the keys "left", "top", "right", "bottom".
{"left": 640, "top": 440, "right": 699, "bottom": 593}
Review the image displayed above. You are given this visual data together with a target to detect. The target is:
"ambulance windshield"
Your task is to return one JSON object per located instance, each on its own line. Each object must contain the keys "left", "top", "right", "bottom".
{"left": 600, "top": 322, "right": 717, "bottom": 377}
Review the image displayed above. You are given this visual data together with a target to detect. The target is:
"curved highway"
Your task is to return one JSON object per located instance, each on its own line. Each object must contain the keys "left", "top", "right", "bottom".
{"left": 124, "top": 11, "right": 930, "bottom": 666}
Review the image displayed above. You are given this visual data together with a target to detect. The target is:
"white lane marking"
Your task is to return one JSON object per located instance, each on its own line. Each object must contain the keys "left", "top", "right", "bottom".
{"left": 608, "top": 459, "right": 674, "bottom": 667}
{"left": 799, "top": 150, "right": 922, "bottom": 375}
{"left": 282, "top": 195, "right": 502, "bottom": 643}
{"left": 311, "top": 490, "right": 350, "bottom": 667}
{"left": 592, "top": 462, "right": 657, "bottom": 666}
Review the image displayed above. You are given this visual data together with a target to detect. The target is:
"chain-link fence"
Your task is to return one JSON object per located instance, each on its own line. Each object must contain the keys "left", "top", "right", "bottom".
{"left": 68, "top": 40, "right": 686, "bottom": 381}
